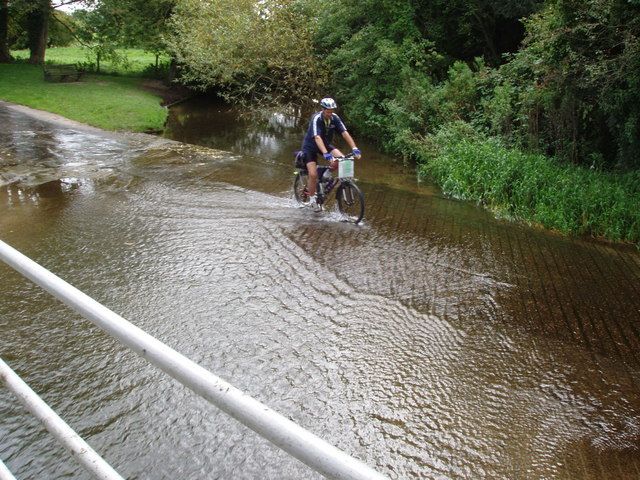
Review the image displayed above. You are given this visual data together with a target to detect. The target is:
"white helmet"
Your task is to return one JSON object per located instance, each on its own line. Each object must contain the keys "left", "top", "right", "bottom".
{"left": 320, "top": 97, "right": 337, "bottom": 109}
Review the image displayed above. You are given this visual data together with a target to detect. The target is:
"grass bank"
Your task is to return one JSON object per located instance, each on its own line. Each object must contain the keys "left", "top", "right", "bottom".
{"left": 0, "top": 63, "right": 167, "bottom": 132}
{"left": 12, "top": 46, "right": 170, "bottom": 77}
{"left": 415, "top": 122, "right": 640, "bottom": 246}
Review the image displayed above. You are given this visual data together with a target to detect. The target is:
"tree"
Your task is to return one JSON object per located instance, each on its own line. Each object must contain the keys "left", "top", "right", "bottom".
{"left": 72, "top": 6, "right": 122, "bottom": 72}
{"left": 48, "top": 9, "right": 79, "bottom": 47}
{"left": 315, "top": 0, "right": 443, "bottom": 146}
{"left": 412, "top": 0, "right": 543, "bottom": 66}
{"left": 116, "top": 0, "right": 174, "bottom": 68}
{"left": 0, "top": 0, "right": 86, "bottom": 64}
{"left": 497, "top": 0, "right": 640, "bottom": 168}
{"left": 69, "top": 0, "right": 174, "bottom": 74}
{"left": 167, "top": 0, "right": 325, "bottom": 105}
{"left": 25, "top": 0, "right": 50, "bottom": 64}
{"left": 0, "top": 0, "right": 10, "bottom": 62}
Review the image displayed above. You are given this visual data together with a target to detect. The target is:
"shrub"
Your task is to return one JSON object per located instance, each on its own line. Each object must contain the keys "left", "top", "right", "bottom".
{"left": 418, "top": 122, "right": 640, "bottom": 245}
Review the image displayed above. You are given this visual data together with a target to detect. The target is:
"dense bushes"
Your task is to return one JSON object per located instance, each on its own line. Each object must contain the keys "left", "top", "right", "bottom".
{"left": 314, "top": 0, "right": 640, "bottom": 244}
{"left": 489, "top": 0, "right": 640, "bottom": 169}
{"left": 322, "top": 0, "right": 640, "bottom": 172}
{"left": 315, "top": 0, "right": 443, "bottom": 143}
{"left": 417, "top": 123, "right": 640, "bottom": 244}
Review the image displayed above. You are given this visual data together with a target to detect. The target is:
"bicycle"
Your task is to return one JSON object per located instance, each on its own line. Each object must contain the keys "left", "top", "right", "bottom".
{"left": 293, "top": 152, "right": 365, "bottom": 224}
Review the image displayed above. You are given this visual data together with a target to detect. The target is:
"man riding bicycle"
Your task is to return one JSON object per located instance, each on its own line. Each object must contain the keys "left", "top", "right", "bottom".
{"left": 300, "top": 97, "right": 361, "bottom": 211}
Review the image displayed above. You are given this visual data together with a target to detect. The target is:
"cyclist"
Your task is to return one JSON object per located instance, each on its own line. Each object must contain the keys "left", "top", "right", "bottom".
{"left": 300, "top": 97, "right": 361, "bottom": 210}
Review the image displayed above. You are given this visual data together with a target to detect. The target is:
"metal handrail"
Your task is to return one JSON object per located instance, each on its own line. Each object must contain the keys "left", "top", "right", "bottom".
{"left": 0, "top": 458, "right": 18, "bottom": 480}
{"left": 0, "top": 358, "right": 125, "bottom": 480}
{"left": 0, "top": 240, "right": 387, "bottom": 480}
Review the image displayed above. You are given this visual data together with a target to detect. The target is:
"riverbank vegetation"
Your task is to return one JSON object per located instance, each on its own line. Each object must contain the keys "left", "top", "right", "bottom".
{"left": 419, "top": 122, "right": 640, "bottom": 243}
{"left": 1, "top": 0, "right": 639, "bottom": 244}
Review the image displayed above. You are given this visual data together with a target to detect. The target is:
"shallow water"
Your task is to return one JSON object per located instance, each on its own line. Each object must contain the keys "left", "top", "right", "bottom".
{"left": 1, "top": 101, "right": 639, "bottom": 479}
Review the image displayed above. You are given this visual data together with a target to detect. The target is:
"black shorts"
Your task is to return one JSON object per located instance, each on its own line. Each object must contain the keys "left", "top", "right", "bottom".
{"left": 301, "top": 145, "right": 336, "bottom": 165}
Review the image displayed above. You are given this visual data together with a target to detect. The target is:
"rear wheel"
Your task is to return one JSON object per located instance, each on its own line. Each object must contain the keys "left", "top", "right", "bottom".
{"left": 293, "top": 171, "right": 309, "bottom": 204}
{"left": 337, "top": 182, "right": 365, "bottom": 224}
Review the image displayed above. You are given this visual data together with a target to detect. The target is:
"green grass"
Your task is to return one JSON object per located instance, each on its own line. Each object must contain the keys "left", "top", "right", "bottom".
{"left": 0, "top": 63, "right": 167, "bottom": 132}
{"left": 12, "top": 46, "right": 170, "bottom": 76}
{"left": 417, "top": 122, "right": 640, "bottom": 246}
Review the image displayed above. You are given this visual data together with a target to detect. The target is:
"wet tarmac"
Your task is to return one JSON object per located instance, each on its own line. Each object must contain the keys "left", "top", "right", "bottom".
{"left": 1, "top": 100, "right": 639, "bottom": 479}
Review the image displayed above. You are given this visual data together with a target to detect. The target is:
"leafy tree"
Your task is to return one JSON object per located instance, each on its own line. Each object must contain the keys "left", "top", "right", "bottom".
{"left": 72, "top": 6, "right": 123, "bottom": 72}
{"left": 116, "top": 0, "right": 174, "bottom": 68}
{"left": 73, "top": 0, "right": 174, "bottom": 69}
{"left": 315, "top": 0, "right": 443, "bottom": 150}
{"left": 0, "top": 0, "right": 85, "bottom": 64}
{"left": 314, "top": 0, "right": 541, "bottom": 153}
{"left": 495, "top": 0, "right": 640, "bottom": 168}
{"left": 48, "top": 9, "right": 78, "bottom": 46}
{"left": 167, "top": 0, "right": 325, "bottom": 105}
{"left": 412, "top": 0, "right": 543, "bottom": 65}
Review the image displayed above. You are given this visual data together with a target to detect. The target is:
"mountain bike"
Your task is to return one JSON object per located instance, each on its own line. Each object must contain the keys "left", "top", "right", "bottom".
{"left": 293, "top": 152, "right": 365, "bottom": 224}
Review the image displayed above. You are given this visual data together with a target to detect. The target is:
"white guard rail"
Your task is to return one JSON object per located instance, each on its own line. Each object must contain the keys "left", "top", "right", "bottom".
{"left": 0, "top": 240, "right": 388, "bottom": 480}
{"left": 0, "top": 458, "right": 18, "bottom": 480}
{"left": 0, "top": 358, "right": 125, "bottom": 480}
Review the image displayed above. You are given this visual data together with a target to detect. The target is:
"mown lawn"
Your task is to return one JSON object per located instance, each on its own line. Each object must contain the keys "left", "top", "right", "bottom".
{"left": 0, "top": 63, "right": 167, "bottom": 132}
{"left": 11, "top": 46, "right": 170, "bottom": 76}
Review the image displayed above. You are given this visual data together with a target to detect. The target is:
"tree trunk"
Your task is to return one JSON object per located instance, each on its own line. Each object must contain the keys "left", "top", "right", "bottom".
{"left": 27, "top": 0, "right": 50, "bottom": 65}
{"left": 0, "top": 0, "right": 11, "bottom": 62}
{"left": 472, "top": 10, "right": 499, "bottom": 66}
{"left": 167, "top": 58, "right": 177, "bottom": 85}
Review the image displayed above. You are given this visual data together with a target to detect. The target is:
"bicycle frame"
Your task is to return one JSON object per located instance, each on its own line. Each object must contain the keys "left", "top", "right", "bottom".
{"left": 315, "top": 154, "right": 356, "bottom": 206}
{"left": 293, "top": 152, "right": 365, "bottom": 223}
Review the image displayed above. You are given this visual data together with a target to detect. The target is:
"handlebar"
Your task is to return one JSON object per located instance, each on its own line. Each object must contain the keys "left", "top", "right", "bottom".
{"left": 333, "top": 153, "right": 356, "bottom": 161}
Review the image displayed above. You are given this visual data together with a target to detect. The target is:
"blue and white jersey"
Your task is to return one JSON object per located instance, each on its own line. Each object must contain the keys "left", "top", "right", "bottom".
{"left": 302, "top": 111, "right": 347, "bottom": 153}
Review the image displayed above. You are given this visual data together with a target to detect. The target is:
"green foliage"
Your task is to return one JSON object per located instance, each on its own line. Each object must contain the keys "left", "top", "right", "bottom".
{"left": 316, "top": 0, "right": 540, "bottom": 156}
{"left": 72, "top": 7, "right": 122, "bottom": 72}
{"left": 48, "top": 10, "right": 77, "bottom": 47}
{"left": 412, "top": 0, "right": 544, "bottom": 65}
{"left": 10, "top": 7, "right": 79, "bottom": 49}
{"left": 481, "top": 81, "right": 515, "bottom": 137}
{"left": 491, "top": 0, "right": 640, "bottom": 169}
{"left": 417, "top": 122, "right": 640, "bottom": 244}
{"left": 316, "top": 0, "right": 443, "bottom": 149}
{"left": 366, "top": 56, "right": 492, "bottom": 158}
{"left": 109, "top": 0, "right": 174, "bottom": 54}
{"left": 0, "top": 62, "right": 167, "bottom": 131}
{"left": 166, "top": 0, "right": 325, "bottom": 106}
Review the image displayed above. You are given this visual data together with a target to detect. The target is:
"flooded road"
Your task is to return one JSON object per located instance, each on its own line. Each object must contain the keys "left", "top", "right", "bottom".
{"left": 1, "top": 100, "right": 639, "bottom": 479}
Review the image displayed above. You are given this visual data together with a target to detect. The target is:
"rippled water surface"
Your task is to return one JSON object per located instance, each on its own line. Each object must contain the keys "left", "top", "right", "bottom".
{"left": 1, "top": 100, "right": 639, "bottom": 479}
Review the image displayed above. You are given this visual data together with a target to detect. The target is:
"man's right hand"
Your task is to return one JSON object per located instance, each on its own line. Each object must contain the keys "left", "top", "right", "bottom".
{"left": 323, "top": 152, "right": 333, "bottom": 161}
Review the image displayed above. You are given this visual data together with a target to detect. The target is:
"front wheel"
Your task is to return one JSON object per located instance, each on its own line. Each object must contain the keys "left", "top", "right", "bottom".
{"left": 293, "top": 171, "right": 309, "bottom": 204}
{"left": 337, "top": 182, "right": 365, "bottom": 224}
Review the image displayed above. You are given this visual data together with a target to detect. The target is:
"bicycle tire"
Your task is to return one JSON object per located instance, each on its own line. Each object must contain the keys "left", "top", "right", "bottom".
{"left": 336, "top": 182, "right": 365, "bottom": 224}
{"left": 293, "top": 171, "right": 309, "bottom": 204}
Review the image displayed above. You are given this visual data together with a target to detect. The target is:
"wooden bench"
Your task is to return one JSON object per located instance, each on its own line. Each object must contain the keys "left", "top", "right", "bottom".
{"left": 43, "top": 64, "right": 85, "bottom": 82}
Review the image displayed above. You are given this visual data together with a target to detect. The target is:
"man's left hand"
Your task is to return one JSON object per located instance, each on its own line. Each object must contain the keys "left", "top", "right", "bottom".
{"left": 352, "top": 148, "right": 361, "bottom": 159}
